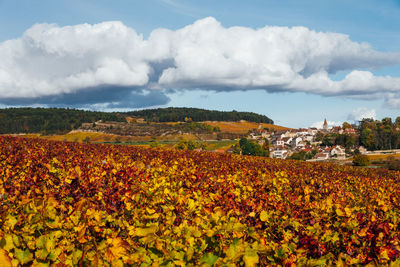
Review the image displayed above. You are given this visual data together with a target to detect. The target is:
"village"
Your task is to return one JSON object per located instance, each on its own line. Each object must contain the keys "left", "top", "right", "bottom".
{"left": 246, "top": 119, "right": 366, "bottom": 161}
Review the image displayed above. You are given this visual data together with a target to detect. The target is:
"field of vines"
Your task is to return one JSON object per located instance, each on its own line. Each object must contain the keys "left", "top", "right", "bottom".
{"left": 0, "top": 136, "right": 400, "bottom": 266}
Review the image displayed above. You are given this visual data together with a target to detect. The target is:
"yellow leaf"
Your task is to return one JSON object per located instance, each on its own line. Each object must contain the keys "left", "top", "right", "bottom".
{"left": 105, "top": 237, "right": 128, "bottom": 263}
{"left": 344, "top": 207, "right": 352, "bottom": 217}
{"left": 1, "top": 234, "right": 15, "bottom": 252}
{"left": 75, "top": 166, "right": 82, "bottom": 177}
{"left": 260, "top": 210, "right": 269, "bottom": 222}
{"left": 5, "top": 215, "right": 18, "bottom": 230}
{"left": 146, "top": 207, "right": 155, "bottom": 214}
{"left": 31, "top": 260, "right": 50, "bottom": 267}
{"left": 336, "top": 208, "right": 344, "bottom": 217}
{"left": 35, "top": 249, "right": 49, "bottom": 261}
{"left": 45, "top": 238, "right": 56, "bottom": 252}
{"left": 134, "top": 224, "right": 158, "bottom": 237}
{"left": 358, "top": 227, "right": 368, "bottom": 237}
{"left": 243, "top": 248, "right": 259, "bottom": 267}
{"left": 188, "top": 198, "right": 196, "bottom": 211}
{"left": 326, "top": 197, "right": 333, "bottom": 209}
{"left": 304, "top": 186, "right": 311, "bottom": 195}
{"left": 380, "top": 250, "right": 390, "bottom": 261}
{"left": 0, "top": 248, "right": 12, "bottom": 267}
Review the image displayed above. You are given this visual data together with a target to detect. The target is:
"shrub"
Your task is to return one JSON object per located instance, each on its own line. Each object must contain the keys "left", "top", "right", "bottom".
{"left": 352, "top": 154, "right": 370, "bottom": 166}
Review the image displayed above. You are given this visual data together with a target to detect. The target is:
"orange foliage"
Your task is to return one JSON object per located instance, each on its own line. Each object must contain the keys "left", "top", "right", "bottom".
{"left": 205, "top": 121, "right": 291, "bottom": 133}
{"left": 0, "top": 136, "right": 399, "bottom": 265}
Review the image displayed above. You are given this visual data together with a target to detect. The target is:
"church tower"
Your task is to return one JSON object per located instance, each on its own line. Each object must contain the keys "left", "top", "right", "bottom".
{"left": 323, "top": 119, "right": 329, "bottom": 131}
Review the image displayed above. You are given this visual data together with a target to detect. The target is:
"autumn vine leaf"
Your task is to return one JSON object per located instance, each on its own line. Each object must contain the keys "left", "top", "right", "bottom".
{"left": 0, "top": 136, "right": 399, "bottom": 265}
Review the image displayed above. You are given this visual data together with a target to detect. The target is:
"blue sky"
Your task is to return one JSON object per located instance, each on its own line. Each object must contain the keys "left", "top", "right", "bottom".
{"left": 1, "top": 0, "right": 400, "bottom": 127}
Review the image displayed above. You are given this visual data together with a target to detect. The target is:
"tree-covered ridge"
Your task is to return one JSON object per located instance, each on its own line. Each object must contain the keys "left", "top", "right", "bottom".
{"left": 125, "top": 107, "right": 274, "bottom": 124}
{"left": 0, "top": 108, "right": 125, "bottom": 134}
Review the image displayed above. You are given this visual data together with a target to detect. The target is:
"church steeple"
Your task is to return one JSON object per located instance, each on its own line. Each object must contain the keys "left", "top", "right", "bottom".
{"left": 323, "top": 118, "right": 329, "bottom": 131}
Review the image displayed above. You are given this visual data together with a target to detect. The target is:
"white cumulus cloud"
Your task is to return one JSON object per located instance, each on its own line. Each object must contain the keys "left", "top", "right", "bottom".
{"left": 311, "top": 120, "right": 342, "bottom": 129}
{"left": 347, "top": 107, "right": 376, "bottom": 122}
{"left": 1, "top": 17, "right": 400, "bottom": 108}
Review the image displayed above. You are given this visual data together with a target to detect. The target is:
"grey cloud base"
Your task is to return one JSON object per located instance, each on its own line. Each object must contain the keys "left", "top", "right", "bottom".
{"left": 0, "top": 86, "right": 170, "bottom": 109}
{"left": 0, "top": 17, "right": 400, "bottom": 108}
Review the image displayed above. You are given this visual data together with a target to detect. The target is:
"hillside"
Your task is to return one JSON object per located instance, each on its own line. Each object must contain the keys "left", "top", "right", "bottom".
{"left": 204, "top": 121, "right": 291, "bottom": 134}
{"left": 1, "top": 136, "right": 399, "bottom": 265}
{"left": 124, "top": 107, "right": 274, "bottom": 124}
{"left": 0, "top": 107, "right": 125, "bottom": 134}
{"left": 0, "top": 107, "right": 274, "bottom": 136}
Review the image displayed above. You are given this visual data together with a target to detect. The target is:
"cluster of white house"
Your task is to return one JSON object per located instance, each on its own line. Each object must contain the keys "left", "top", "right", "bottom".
{"left": 248, "top": 123, "right": 365, "bottom": 161}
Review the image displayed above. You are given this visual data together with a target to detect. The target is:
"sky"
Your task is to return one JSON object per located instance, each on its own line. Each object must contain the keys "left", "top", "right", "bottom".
{"left": 1, "top": 0, "right": 400, "bottom": 128}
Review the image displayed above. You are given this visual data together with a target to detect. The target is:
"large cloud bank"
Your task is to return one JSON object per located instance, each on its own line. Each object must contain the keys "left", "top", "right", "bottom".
{"left": 1, "top": 17, "right": 400, "bottom": 108}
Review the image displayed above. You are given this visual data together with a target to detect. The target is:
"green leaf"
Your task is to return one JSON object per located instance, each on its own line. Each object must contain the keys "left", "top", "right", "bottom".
{"left": 47, "top": 247, "right": 62, "bottom": 261}
{"left": 35, "top": 248, "right": 49, "bottom": 261}
{"left": 15, "top": 249, "right": 33, "bottom": 265}
{"left": 276, "top": 248, "right": 286, "bottom": 259}
{"left": 225, "top": 238, "right": 244, "bottom": 261}
{"left": 201, "top": 253, "right": 218, "bottom": 266}
{"left": 35, "top": 236, "right": 46, "bottom": 249}
{"left": 12, "top": 235, "right": 21, "bottom": 248}
{"left": 331, "top": 232, "right": 340, "bottom": 244}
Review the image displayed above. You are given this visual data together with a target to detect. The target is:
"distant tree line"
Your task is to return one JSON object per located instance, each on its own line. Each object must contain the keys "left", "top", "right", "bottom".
{"left": 358, "top": 118, "right": 400, "bottom": 151}
{"left": 0, "top": 108, "right": 125, "bottom": 134}
{"left": 316, "top": 117, "right": 400, "bottom": 151}
{"left": 125, "top": 107, "right": 274, "bottom": 124}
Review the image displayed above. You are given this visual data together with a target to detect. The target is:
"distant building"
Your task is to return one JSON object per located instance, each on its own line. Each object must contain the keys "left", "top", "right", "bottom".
{"left": 344, "top": 128, "right": 357, "bottom": 135}
{"left": 330, "top": 145, "right": 346, "bottom": 159}
{"left": 314, "top": 152, "right": 330, "bottom": 161}
{"left": 331, "top": 126, "right": 343, "bottom": 134}
{"left": 272, "top": 149, "right": 288, "bottom": 159}
{"left": 358, "top": 146, "right": 367, "bottom": 154}
{"left": 323, "top": 119, "right": 329, "bottom": 131}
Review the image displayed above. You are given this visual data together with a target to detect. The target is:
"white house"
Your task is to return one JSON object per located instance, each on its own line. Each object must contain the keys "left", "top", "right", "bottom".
{"left": 359, "top": 146, "right": 368, "bottom": 154}
{"left": 308, "top": 128, "right": 318, "bottom": 136}
{"left": 274, "top": 138, "right": 285, "bottom": 147}
{"left": 314, "top": 152, "right": 330, "bottom": 161}
{"left": 330, "top": 146, "right": 346, "bottom": 159}
{"left": 303, "top": 135, "right": 314, "bottom": 142}
{"left": 292, "top": 137, "right": 303, "bottom": 148}
{"left": 272, "top": 149, "right": 288, "bottom": 159}
{"left": 282, "top": 137, "right": 293, "bottom": 146}
{"left": 296, "top": 129, "right": 309, "bottom": 136}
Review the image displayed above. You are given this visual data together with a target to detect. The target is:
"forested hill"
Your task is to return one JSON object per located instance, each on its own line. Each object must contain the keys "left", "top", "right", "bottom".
{"left": 125, "top": 107, "right": 274, "bottom": 124}
{"left": 0, "top": 108, "right": 125, "bottom": 134}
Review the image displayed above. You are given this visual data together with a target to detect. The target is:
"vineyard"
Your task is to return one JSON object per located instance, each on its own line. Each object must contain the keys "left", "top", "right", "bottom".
{"left": 0, "top": 136, "right": 400, "bottom": 266}
{"left": 204, "top": 121, "right": 290, "bottom": 134}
